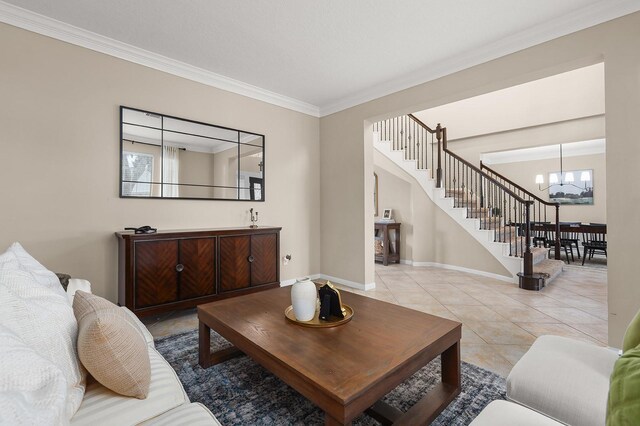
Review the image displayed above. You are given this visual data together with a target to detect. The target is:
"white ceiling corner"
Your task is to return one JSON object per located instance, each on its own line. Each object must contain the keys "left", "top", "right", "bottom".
{"left": 1, "top": 0, "right": 639, "bottom": 118}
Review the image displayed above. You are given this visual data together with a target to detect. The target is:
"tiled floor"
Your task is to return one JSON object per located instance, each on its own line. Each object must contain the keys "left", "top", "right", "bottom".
{"left": 143, "top": 263, "right": 608, "bottom": 378}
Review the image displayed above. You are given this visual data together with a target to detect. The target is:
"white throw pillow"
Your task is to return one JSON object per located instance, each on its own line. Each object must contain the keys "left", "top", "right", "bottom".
{"left": 0, "top": 247, "right": 86, "bottom": 420}
{"left": 8, "top": 242, "right": 66, "bottom": 298}
{"left": 0, "top": 325, "right": 69, "bottom": 426}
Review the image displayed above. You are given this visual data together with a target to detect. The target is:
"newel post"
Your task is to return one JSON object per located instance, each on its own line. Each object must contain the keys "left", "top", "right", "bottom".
{"left": 523, "top": 202, "right": 533, "bottom": 275}
{"left": 554, "top": 204, "right": 561, "bottom": 261}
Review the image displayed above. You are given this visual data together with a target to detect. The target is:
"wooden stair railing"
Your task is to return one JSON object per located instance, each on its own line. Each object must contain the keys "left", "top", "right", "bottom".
{"left": 374, "top": 113, "right": 547, "bottom": 290}
{"left": 373, "top": 115, "right": 436, "bottom": 178}
{"left": 480, "top": 162, "right": 561, "bottom": 261}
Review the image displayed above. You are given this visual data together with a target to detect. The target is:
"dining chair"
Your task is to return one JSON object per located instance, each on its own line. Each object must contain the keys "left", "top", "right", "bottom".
{"left": 581, "top": 224, "right": 607, "bottom": 265}
{"left": 560, "top": 222, "right": 581, "bottom": 260}
{"left": 531, "top": 222, "right": 550, "bottom": 248}
{"left": 546, "top": 227, "right": 573, "bottom": 263}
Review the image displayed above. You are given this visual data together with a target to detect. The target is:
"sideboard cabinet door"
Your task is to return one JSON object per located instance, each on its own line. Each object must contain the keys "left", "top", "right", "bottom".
{"left": 179, "top": 237, "right": 216, "bottom": 300}
{"left": 251, "top": 233, "right": 278, "bottom": 286}
{"left": 134, "top": 240, "right": 178, "bottom": 309}
{"left": 219, "top": 235, "right": 252, "bottom": 292}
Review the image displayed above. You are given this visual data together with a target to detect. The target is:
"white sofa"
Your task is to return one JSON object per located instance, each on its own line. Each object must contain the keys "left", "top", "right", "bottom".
{"left": 471, "top": 334, "right": 619, "bottom": 426}
{"left": 66, "top": 279, "right": 221, "bottom": 426}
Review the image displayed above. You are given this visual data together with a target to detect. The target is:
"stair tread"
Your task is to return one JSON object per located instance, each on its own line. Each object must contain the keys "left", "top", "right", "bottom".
{"left": 531, "top": 247, "right": 547, "bottom": 256}
{"left": 533, "top": 259, "right": 564, "bottom": 278}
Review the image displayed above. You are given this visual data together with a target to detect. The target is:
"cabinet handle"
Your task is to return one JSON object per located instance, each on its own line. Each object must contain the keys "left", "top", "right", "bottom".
{"left": 176, "top": 264, "right": 184, "bottom": 272}
{"left": 247, "top": 255, "right": 255, "bottom": 263}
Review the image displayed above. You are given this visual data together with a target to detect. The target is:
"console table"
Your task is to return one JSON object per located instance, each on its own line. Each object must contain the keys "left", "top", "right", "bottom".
{"left": 116, "top": 226, "right": 281, "bottom": 317}
{"left": 374, "top": 222, "right": 401, "bottom": 266}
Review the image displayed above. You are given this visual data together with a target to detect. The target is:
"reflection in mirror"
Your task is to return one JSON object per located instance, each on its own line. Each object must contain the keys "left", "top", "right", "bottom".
{"left": 121, "top": 123, "right": 162, "bottom": 197}
{"left": 239, "top": 143, "right": 264, "bottom": 200}
{"left": 120, "top": 107, "right": 264, "bottom": 200}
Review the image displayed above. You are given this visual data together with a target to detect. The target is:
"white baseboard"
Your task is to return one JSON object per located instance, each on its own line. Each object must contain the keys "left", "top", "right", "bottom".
{"left": 280, "top": 274, "right": 375, "bottom": 291}
{"left": 397, "top": 260, "right": 513, "bottom": 283}
{"left": 319, "top": 274, "right": 376, "bottom": 291}
{"left": 281, "top": 263, "right": 512, "bottom": 290}
{"left": 280, "top": 274, "right": 321, "bottom": 287}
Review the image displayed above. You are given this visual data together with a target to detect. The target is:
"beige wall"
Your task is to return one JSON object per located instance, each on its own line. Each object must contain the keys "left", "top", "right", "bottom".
{"left": 413, "top": 63, "right": 605, "bottom": 141}
{"left": 178, "top": 149, "right": 216, "bottom": 198}
{"left": 373, "top": 165, "right": 411, "bottom": 260}
{"left": 320, "top": 12, "right": 640, "bottom": 346}
{"left": 451, "top": 115, "right": 605, "bottom": 166}
{"left": 211, "top": 145, "right": 239, "bottom": 199}
{"left": 0, "top": 23, "right": 321, "bottom": 302}
{"left": 491, "top": 153, "right": 606, "bottom": 224}
{"left": 374, "top": 151, "right": 510, "bottom": 276}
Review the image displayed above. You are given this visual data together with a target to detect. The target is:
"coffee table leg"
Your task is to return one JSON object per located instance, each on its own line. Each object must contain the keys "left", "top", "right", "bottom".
{"left": 369, "top": 340, "right": 461, "bottom": 425}
{"left": 199, "top": 320, "right": 211, "bottom": 368}
{"left": 442, "top": 340, "right": 461, "bottom": 389}
{"left": 199, "top": 320, "right": 246, "bottom": 369}
{"left": 325, "top": 413, "right": 350, "bottom": 426}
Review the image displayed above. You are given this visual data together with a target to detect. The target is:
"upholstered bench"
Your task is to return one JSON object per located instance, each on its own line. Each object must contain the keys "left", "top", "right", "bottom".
{"left": 472, "top": 308, "right": 640, "bottom": 425}
{"left": 506, "top": 335, "right": 618, "bottom": 426}
{"left": 471, "top": 400, "right": 563, "bottom": 425}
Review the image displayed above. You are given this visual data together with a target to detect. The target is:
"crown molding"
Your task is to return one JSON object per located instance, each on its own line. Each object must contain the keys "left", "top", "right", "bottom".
{"left": 1, "top": 0, "right": 639, "bottom": 118}
{"left": 0, "top": 1, "right": 321, "bottom": 117}
{"left": 319, "top": 0, "right": 640, "bottom": 117}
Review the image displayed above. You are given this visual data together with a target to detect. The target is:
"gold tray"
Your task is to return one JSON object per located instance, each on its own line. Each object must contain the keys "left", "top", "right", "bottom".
{"left": 284, "top": 304, "right": 354, "bottom": 328}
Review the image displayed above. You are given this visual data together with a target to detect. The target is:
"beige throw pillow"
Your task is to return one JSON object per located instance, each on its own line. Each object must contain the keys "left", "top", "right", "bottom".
{"left": 73, "top": 291, "right": 151, "bottom": 399}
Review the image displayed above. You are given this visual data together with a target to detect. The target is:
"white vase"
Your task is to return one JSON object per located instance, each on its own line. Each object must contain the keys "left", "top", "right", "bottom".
{"left": 291, "top": 277, "right": 317, "bottom": 321}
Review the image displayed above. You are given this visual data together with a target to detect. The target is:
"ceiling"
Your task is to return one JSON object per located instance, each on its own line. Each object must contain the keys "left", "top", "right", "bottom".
{"left": 1, "top": 0, "right": 639, "bottom": 116}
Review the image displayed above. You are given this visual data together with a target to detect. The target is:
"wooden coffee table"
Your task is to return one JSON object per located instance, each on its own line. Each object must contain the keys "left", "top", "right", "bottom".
{"left": 198, "top": 286, "right": 461, "bottom": 425}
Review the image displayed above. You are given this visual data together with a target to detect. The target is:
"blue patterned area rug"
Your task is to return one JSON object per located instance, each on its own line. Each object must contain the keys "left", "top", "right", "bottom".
{"left": 155, "top": 330, "right": 505, "bottom": 425}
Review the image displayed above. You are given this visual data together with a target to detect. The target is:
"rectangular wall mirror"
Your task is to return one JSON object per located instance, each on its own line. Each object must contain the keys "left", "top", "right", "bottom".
{"left": 120, "top": 106, "right": 265, "bottom": 201}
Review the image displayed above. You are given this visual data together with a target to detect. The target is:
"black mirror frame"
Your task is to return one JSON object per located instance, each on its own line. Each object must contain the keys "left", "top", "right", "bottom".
{"left": 119, "top": 106, "right": 265, "bottom": 201}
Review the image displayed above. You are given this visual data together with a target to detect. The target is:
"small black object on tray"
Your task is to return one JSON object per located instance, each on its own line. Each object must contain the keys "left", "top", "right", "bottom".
{"left": 318, "top": 282, "right": 347, "bottom": 321}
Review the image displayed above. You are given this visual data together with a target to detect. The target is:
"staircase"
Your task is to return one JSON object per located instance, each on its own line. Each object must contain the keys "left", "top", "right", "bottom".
{"left": 373, "top": 114, "right": 564, "bottom": 288}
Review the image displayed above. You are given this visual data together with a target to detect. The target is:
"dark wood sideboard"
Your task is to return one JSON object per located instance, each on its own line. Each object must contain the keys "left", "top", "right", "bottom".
{"left": 116, "top": 227, "right": 281, "bottom": 317}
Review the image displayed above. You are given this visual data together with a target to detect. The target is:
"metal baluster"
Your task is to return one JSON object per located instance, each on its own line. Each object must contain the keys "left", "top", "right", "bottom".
{"left": 457, "top": 160, "right": 460, "bottom": 207}
{"left": 411, "top": 120, "right": 415, "bottom": 161}
{"left": 502, "top": 195, "right": 513, "bottom": 250}
{"left": 499, "top": 189, "right": 503, "bottom": 244}
{"left": 431, "top": 133, "right": 434, "bottom": 179}
{"left": 406, "top": 116, "right": 410, "bottom": 159}
{"left": 394, "top": 117, "right": 397, "bottom": 151}
{"left": 421, "top": 126, "right": 424, "bottom": 168}
{"left": 470, "top": 168, "right": 474, "bottom": 219}
{"left": 463, "top": 164, "right": 467, "bottom": 213}
{"left": 493, "top": 183, "right": 497, "bottom": 238}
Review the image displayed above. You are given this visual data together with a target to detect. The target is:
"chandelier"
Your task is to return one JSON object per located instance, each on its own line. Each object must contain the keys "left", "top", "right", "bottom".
{"left": 535, "top": 145, "right": 591, "bottom": 191}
